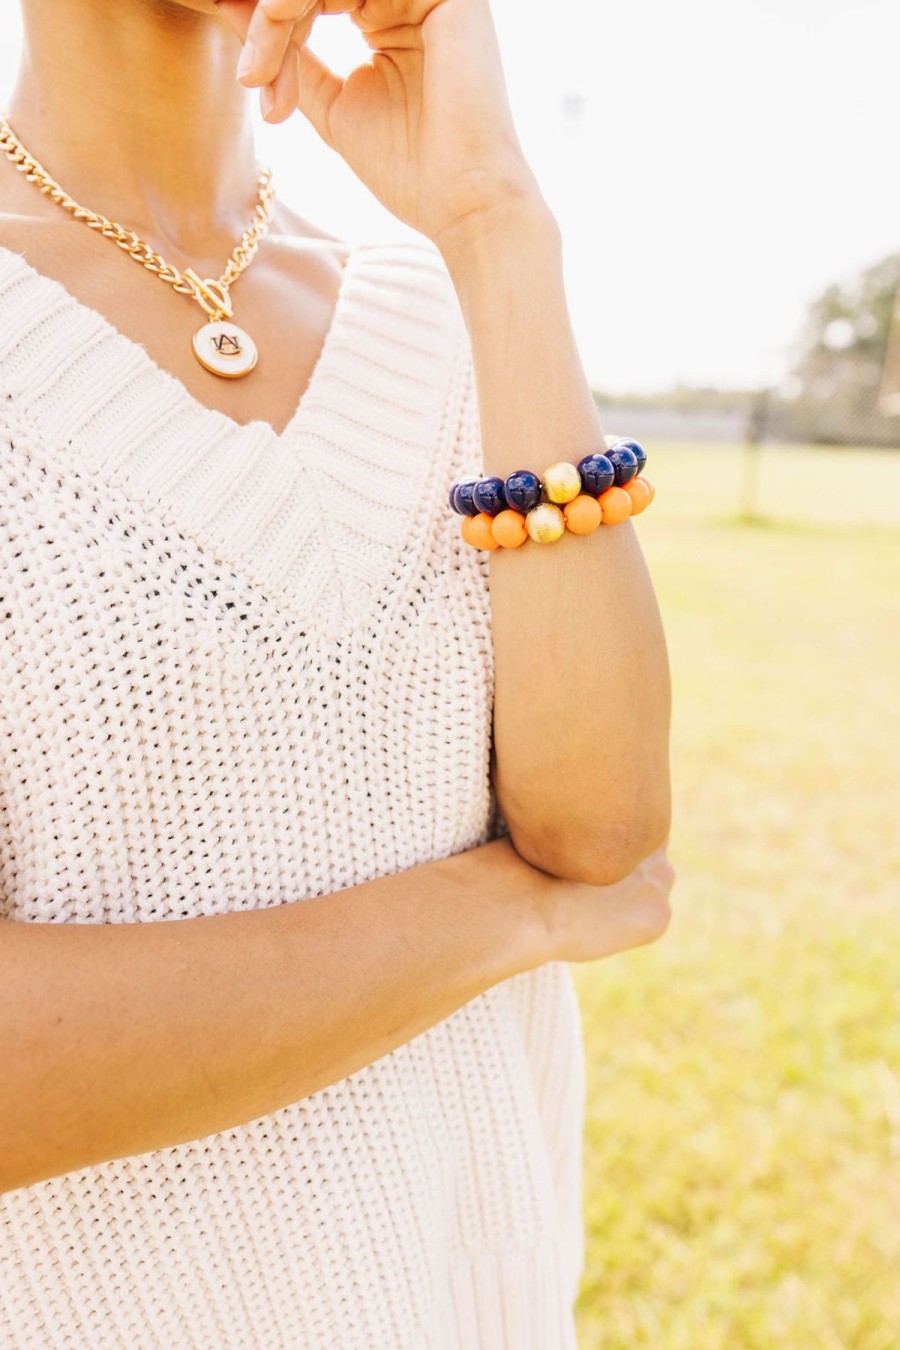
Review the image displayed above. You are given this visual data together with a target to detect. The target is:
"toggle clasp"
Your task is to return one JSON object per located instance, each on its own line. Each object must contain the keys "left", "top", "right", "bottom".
{"left": 183, "top": 268, "right": 234, "bottom": 322}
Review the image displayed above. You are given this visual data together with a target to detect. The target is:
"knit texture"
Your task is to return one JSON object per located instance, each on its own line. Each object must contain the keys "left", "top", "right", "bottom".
{"left": 0, "top": 236, "right": 600, "bottom": 1348}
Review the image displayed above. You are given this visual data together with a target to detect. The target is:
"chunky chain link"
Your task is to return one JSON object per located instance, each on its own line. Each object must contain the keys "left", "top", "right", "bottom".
{"left": 0, "top": 111, "right": 274, "bottom": 321}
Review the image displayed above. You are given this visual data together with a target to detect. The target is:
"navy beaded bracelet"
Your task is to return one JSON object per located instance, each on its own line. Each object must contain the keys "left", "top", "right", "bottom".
{"left": 450, "top": 437, "right": 653, "bottom": 549}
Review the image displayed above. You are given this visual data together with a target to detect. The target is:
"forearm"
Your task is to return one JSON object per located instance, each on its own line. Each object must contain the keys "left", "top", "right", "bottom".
{"left": 439, "top": 201, "right": 672, "bottom": 886}
{"left": 0, "top": 837, "right": 547, "bottom": 1194}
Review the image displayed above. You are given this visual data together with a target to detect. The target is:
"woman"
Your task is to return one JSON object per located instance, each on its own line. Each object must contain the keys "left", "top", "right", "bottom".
{"left": 0, "top": 1, "right": 674, "bottom": 1345}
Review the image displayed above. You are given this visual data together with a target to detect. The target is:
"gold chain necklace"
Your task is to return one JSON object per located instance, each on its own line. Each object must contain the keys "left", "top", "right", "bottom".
{"left": 0, "top": 111, "right": 274, "bottom": 379}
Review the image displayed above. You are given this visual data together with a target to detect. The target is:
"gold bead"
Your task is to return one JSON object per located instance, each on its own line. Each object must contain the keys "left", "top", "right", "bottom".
{"left": 525, "top": 502, "right": 566, "bottom": 543}
{"left": 541, "top": 461, "right": 582, "bottom": 504}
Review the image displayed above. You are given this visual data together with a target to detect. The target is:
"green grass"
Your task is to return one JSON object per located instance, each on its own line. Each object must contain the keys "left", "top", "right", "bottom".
{"left": 573, "top": 442, "right": 900, "bottom": 1349}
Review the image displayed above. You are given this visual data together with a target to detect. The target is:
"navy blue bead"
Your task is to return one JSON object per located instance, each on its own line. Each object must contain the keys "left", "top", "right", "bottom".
{"left": 473, "top": 476, "right": 508, "bottom": 516}
{"left": 455, "top": 479, "right": 482, "bottom": 517}
{"left": 606, "top": 446, "right": 639, "bottom": 486}
{"left": 612, "top": 438, "right": 647, "bottom": 474}
{"left": 577, "top": 453, "right": 615, "bottom": 496}
{"left": 504, "top": 470, "right": 543, "bottom": 513}
{"left": 449, "top": 484, "right": 463, "bottom": 514}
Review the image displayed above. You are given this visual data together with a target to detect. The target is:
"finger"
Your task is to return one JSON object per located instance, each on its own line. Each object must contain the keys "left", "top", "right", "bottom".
{"left": 216, "top": 0, "right": 358, "bottom": 43}
{"left": 354, "top": 21, "right": 423, "bottom": 51}
{"left": 216, "top": 0, "right": 316, "bottom": 125}
{"left": 256, "top": 0, "right": 318, "bottom": 17}
{"left": 350, "top": 0, "right": 441, "bottom": 32}
{"left": 240, "top": 3, "right": 310, "bottom": 87}
{"left": 294, "top": 44, "right": 343, "bottom": 148}
{"left": 261, "top": 41, "right": 301, "bottom": 123}
{"left": 288, "top": 5, "right": 320, "bottom": 53}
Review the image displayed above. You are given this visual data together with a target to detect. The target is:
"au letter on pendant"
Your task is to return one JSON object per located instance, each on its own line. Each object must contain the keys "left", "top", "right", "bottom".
{"left": 192, "top": 321, "right": 259, "bottom": 378}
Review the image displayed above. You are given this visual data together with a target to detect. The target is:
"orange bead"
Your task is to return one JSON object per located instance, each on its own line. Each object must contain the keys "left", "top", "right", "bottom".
{"left": 491, "top": 508, "right": 528, "bottom": 548}
{"left": 465, "top": 512, "right": 500, "bottom": 550}
{"left": 563, "top": 494, "right": 603, "bottom": 535}
{"left": 460, "top": 516, "right": 478, "bottom": 547}
{"left": 642, "top": 474, "right": 655, "bottom": 504}
{"left": 597, "top": 485, "right": 633, "bottom": 525}
{"left": 624, "top": 475, "right": 653, "bottom": 516}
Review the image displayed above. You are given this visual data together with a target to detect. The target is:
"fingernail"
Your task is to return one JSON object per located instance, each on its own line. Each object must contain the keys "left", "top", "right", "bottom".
{"left": 237, "top": 40, "right": 256, "bottom": 80}
{"left": 260, "top": 86, "right": 275, "bottom": 119}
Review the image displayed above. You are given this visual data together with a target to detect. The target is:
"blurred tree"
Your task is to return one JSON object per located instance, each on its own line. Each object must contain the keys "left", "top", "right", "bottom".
{"left": 786, "top": 253, "right": 900, "bottom": 445}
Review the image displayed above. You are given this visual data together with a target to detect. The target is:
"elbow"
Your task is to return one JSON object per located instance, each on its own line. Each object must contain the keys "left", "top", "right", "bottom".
{"left": 512, "top": 803, "right": 673, "bottom": 889}
{"left": 567, "top": 813, "right": 672, "bottom": 888}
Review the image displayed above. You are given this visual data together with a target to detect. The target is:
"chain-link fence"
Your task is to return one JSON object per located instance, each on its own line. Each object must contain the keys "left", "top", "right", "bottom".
{"left": 766, "top": 354, "right": 900, "bottom": 449}
{"left": 597, "top": 365, "right": 900, "bottom": 452}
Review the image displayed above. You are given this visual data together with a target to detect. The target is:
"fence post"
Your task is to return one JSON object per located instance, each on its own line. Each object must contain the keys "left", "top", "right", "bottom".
{"left": 740, "top": 389, "right": 770, "bottom": 522}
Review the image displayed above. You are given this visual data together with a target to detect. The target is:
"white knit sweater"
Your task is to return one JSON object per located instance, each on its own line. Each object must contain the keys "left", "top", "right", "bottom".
{"left": 0, "top": 235, "right": 625, "bottom": 1348}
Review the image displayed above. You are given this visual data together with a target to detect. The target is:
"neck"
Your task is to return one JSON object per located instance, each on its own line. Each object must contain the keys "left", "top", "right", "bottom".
{"left": 6, "top": 0, "right": 261, "bottom": 254}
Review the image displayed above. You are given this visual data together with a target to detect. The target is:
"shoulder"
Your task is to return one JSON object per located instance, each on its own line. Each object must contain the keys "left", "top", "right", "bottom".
{"left": 0, "top": 212, "right": 59, "bottom": 264}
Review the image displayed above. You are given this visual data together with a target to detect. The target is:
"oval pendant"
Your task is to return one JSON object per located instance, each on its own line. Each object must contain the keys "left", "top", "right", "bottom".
{"left": 192, "top": 320, "right": 258, "bottom": 379}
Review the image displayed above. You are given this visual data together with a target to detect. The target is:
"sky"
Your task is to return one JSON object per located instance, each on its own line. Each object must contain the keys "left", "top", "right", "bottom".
{"left": 1, "top": 0, "right": 896, "bottom": 393}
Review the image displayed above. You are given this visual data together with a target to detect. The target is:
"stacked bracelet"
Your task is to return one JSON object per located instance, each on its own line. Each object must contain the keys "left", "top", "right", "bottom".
{"left": 449, "top": 436, "right": 654, "bottom": 550}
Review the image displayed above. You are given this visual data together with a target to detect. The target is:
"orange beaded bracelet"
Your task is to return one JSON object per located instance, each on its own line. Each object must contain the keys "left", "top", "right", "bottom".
{"left": 450, "top": 437, "right": 654, "bottom": 551}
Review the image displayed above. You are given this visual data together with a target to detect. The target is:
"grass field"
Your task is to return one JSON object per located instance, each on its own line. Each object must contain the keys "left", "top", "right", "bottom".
{"left": 572, "top": 442, "right": 900, "bottom": 1349}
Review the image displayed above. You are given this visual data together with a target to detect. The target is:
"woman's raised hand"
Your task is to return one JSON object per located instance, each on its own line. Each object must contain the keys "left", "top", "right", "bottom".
{"left": 214, "top": 0, "right": 543, "bottom": 254}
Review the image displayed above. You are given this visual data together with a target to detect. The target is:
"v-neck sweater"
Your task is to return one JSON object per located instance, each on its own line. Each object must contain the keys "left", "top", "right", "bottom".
{"left": 0, "top": 237, "right": 591, "bottom": 1349}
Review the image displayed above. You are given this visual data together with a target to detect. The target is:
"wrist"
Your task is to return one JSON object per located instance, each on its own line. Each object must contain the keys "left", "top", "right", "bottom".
{"left": 464, "top": 835, "right": 555, "bottom": 978}
{"left": 490, "top": 835, "right": 558, "bottom": 975}
{"left": 434, "top": 191, "right": 562, "bottom": 296}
